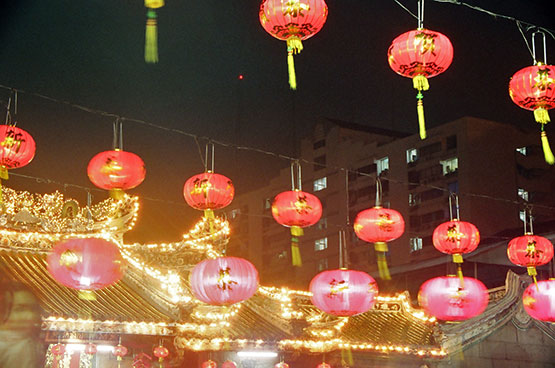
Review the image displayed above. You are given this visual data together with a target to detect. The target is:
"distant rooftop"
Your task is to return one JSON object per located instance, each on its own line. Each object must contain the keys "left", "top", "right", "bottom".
{"left": 324, "top": 117, "right": 411, "bottom": 139}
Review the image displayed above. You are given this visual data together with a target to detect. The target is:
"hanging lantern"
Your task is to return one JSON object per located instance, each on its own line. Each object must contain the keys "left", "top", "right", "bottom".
{"left": 522, "top": 279, "right": 555, "bottom": 322}
{"left": 275, "top": 363, "right": 289, "bottom": 368}
{"left": 0, "top": 124, "right": 36, "bottom": 180}
{"left": 47, "top": 238, "right": 125, "bottom": 299}
{"left": 272, "top": 189, "right": 322, "bottom": 266}
{"left": 259, "top": 0, "right": 328, "bottom": 90}
{"left": 221, "top": 361, "right": 237, "bottom": 368}
{"left": 88, "top": 149, "right": 146, "bottom": 198}
{"left": 354, "top": 207, "right": 404, "bottom": 280}
{"left": 509, "top": 63, "right": 555, "bottom": 164}
{"left": 433, "top": 219, "right": 479, "bottom": 284}
{"left": 144, "top": 0, "right": 164, "bottom": 63}
{"left": 153, "top": 345, "right": 169, "bottom": 367}
{"left": 202, "top": 360, "right": 217, "bottom": 368}
{"left": 388, "top": 25, "right": 453, "bottom": 139}
{"left": 113, "top": 344, "right": 128, "bottom": 368}
{"left": 84, "top": 343, "right": 97, "bottom": 355}
{"left": 183, "top": 171, "right": 235, "bottom": 216}
{"left": 507, "top": 233, "right": 554, "bottom": 284}
{"left": 190, "top": 256, "right": 259, "bottom": 306}
{"left": 418, "top": 275, "right": 488, "bottom": 321}
{"left": 317, "top": 363, "right": 331, "bottom": 368}
{"left": 310, "top": 268, "right": 378, "bottom": 316}
{"left": 51, "top": 343, "right": 66, "bottom": 368}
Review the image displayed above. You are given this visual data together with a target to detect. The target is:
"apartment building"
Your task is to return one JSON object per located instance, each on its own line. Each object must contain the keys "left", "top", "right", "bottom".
{"left": 226, "top": 116, "right": 555, "bottom": 291}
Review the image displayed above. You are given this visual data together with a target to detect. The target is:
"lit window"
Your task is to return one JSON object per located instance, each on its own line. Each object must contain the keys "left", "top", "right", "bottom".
{"left": 314, "top": 238, "right": 328, "bottom": 251}
{"left": 313, "top": 177, "right": 327, "bottom": 191}
{"left": 519, "top": 210, "right": 526, "bottom": 222}
{"left": 317, "top": 218, "right": 328, "bottom": 230}
{"left": 409, "top": 193, "right": 421, "bottom": 206}
{"left": 410, "top": 237, "right": 423, "bottom": 252}
{"left": 518, "top": 188, "right": 529, "bottom": 201}
{"left": 440, "top": 157, "right": 458, "bottom": 175}
{"left": 317, "top": 258, "right": 328, "bottom": 271}
{"left": 376, "top": 157, "right": 389, "bottom": 175}
{"left": 263, "top": 198, "right": 271, "bottom": 210}
{"left": 230, "top": 208, "right": 241, "bottom": 219}
{"left": 406, "top": 148, "right": 418, "bottom": 163}
{"left": 516, "top": 147, "right": 528, "bottom": 155}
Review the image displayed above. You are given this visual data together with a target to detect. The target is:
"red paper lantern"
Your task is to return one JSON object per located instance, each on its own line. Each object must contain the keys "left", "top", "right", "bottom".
{"left": 183, "top": 172, "right": 234, "bottom": 211}
{"left": 310, "top": 269, "right": 378, "bottom": 316}
{"left": 418, "top": 275, "right": 488, "bottom": 321}
{"left": 353, "top": 207, "right": 405, "bottom": 280}
{"left": 507, "top": 234, "right": 554, "bottom": 280}
{"left": 190, "top": 256, "right": 259, "bottom": 306}
{"left": 114, "top": 344, "right": 128, "bottom": 357}
{"left": 153, "top": 345, "right": 169, "bottom": 365}
{"left": 221, "top": 361, "right": 237, "bottom": 368}
{"left": 51, "top": 344, "right": 66, "bottom": 356}
{"left": 388, "top": 29, "right": 453, "bottom": 139}
{"left": 509, "top": 64, "right": 555, "bottom": 164}
{"left": 84, "top": 343, "right": 97, "bottom": 355}
{"left": 0, "top": 124, "right": 36, "bottom": 179}
{"left": 259, "top": 0, "right": 328, "bottom": 89}
{"left": 88, "top": 150, "right": 146, "bottom": 196}
{"left": 202, "top": 360, "right": 217, "bottom": 368}
{"left": 272, "top": 190, "right": 322, "bottom": 228}
{"left": 275, "top": 363, "right": 289, "bottom": 368}
{"left": 433, "top": 220, "right": 480, "bottom": 259}
{"left": 522, "top": 279, "right": 555, "bottom": 322}
{"left": 272, "top": 189, "right": 322, "bottom": 266}
{"left": 47, "top": 238, "right": 125, "bottom": 292}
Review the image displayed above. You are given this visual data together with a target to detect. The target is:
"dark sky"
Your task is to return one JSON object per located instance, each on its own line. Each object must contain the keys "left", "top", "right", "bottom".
{"left": 0, "top": 0, "right": 553, "bottom": 243}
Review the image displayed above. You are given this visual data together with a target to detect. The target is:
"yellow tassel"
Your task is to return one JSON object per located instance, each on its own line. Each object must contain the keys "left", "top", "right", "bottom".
{"left": 416, "top": 93, "right": 426, "bottom": 140}
{"left": 412, "top": 75, "right": 429, "bottom": 91}
{"left": 374, "top": 242, "right": 390, "bottom": 280}
{"left": 0, "top": 166, "right": 8, "bottom": 180}
{"left": 456, "top": 264, "right": 464, "bottom": 289}
{"left": 0, "top": 179, "right": 3, "bottom": 205}
{"left": 452, "top": 253, "right": 463, "bottom": 264}
{"left": 286, "top": 37, "right": 302, "bottom": 90}
{"left": 534, "top": 108, "right": 550, "bottom": 124}
{"left": 540, "top": 131, "right": 555, "bottom": 165}
{"left": 204, "top": 209, "right": 215, "bottom": 233}
{"left": 291, "top": 226, "right": 303, "bottom": 266}
{"left": 109, "top": 188, "right": 125, "bottom": 200}
{"left": 341, "top": 347, "right": 354, "bottom": 366}
{"left": 145, "top": 10, "right": 159, "bottom": 63}
{"left": 287, "top": 51, "right": 297, "bottom": 90}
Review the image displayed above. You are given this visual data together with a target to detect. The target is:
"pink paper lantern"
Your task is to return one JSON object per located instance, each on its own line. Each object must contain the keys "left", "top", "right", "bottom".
{"left": 47, "top": 238, "right": 125, "bottom": 291}
{"left": 202, "top": 360, "right": 217, "bottom": 368}
{"left": 275, "top": 363, "right": 289, "bottom": 368}
{"left": 221, "top": 361, "right": 237, "bottom": 368}
{"left": 190, "top": 257, "right": 259, "bottom": 306}
{"left": 309, "top": 269, "right": 378, "bottom": 316}
{"left": 418, "top": 275, "right": 488, "bottom": 321}
{"left": 522, "top": 279, "right": 555, "bottom": 322}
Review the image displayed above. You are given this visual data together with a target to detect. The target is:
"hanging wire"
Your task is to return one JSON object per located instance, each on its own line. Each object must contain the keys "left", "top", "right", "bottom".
{"left": 339, "top": 230, "right": 344, "bottom": 269}
{"left": 516, "top": 21, "right": 535, "bottom": 61}
{"left": 344, "top": 170, "right": 350, "bottom": 226}
{"left": 532, "top": 30, "right": 548, "bottom": 64}
{"left": 204, "top": 142, "right": 215, "bottom": 172}
{"left": 448, "top": 193, "right": 460, "bottom": 220}
{"left": 375, "top": 178, "right": 382, "bottom": 207}
{"left": 290, "top": 160, "right": 302, "bottom": 191}
{"left": 3, "top": 96, "right": 11, "bottom": 125}
{"left": 112, "top": 118, "right": 123, "bottom": 150}
{"left": 528, "top": 207, "right": 534, "bottom": 234}
{"left": 393, "top": 0, "right": 418, "bottom": 20}
{"left": 417, "top": 0, "right": 425, "bottom": 29}
{"left": 194, "top": 137, "right": 206, "bottom": 169}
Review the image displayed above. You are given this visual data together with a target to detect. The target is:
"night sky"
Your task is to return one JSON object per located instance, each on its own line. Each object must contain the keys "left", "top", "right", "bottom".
{"left": 0, "top": 0, "right": 553, "bottom": 243}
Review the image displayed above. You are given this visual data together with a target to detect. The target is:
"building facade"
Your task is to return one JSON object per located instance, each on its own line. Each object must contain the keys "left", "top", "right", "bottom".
{"left": 227, "top": 117, "right": 555, "bottom": 290}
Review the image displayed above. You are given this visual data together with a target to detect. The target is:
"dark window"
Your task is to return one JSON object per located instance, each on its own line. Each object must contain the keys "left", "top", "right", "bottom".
{"left": 419, "top": 142, "right": 442, "bottom": 158}
{"left": 358, "top": 164, "right": 377, "bottom": 175}
{"left": 313, "top": 139, "right": 326, "bottom": 149}
{"left": 446, "top": 135, "right": 457, "bottom": 150}
{"left": 448, "top": 181, "right": 459, "bottom": 194}
{"left": 420, "top": 188, "right": 443, "bottom": 201}
{"left": 408, "top": 170, "right": 420, "bottom": 189}
{"left": 314, "top": 155, "right": 326, "bottom": 171}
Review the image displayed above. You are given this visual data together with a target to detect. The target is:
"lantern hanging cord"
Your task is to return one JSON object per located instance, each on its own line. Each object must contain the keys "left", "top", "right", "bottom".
{"left": 194, "top": 136, "right": 206, "bottom": 170}
{"left": 3, "top": 84, "right": 555, "bottom": 212}
{"left": 392, "top": 0, "right": 418, "bottom": 20}
{"left": 344, "top": 169, "right": 350, "bottom": 226}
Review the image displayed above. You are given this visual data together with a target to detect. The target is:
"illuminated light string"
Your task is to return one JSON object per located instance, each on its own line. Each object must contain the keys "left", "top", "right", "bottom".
{"left": 1, "top": 84, "right": 555, "bottom": 216}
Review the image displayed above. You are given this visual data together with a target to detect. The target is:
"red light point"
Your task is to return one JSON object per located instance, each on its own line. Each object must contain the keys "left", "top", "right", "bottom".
{"left": 238, "top": 74, "right": 244, "bottom": 80}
